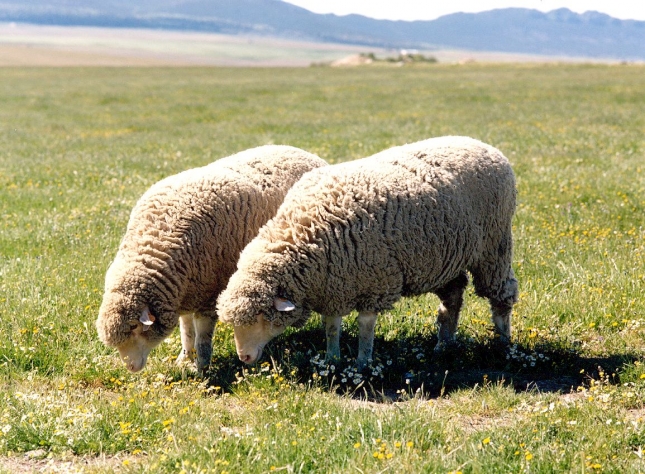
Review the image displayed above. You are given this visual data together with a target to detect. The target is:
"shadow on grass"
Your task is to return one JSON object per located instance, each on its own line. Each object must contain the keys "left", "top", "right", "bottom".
{"left": 204, "top": 326, "right": 640, "bottom": 401}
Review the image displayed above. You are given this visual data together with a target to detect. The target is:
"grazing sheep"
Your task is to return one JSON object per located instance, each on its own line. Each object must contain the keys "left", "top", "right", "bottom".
{"left": 217, "top": 136, "right": 518, "bottom": 369}
{"left": 96, "top": 145, "right": 328, "bottom": 374}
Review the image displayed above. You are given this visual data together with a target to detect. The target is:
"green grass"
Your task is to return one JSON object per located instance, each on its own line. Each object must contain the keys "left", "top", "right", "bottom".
{"left": 0, "top": 63, "right": 644, "bottom": 473}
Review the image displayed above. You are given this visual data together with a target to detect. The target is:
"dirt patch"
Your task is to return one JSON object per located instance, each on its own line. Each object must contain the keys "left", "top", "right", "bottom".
{"left": 626, "top": 407, "right": 645, "bottom": 423}
{"left": 330, "top": 54, "right": 373, "bottom": 67}
{"left": 0, "top": 452, "right": 140, "bottom": 473}
{"left": 0, "top": 44, "right": 180, "bottom": 66}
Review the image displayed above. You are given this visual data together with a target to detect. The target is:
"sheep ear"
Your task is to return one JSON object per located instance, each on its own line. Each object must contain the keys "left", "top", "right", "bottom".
{"left": 274, "top": 297, "right": 295, "bottom": 312}
{"left": 140, "top": 306, "right": 155, "bottom": 331}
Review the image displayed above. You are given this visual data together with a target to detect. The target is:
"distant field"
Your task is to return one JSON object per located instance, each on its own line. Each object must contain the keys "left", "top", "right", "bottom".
{"left": 0, "top": 24, "right": 382, "bottom": 66}
{"left": 0, "top": 64, "right": 644, "bottom": 472}
{"left": 0, "top": 22, "right": 615, "bottom": 67}
{"left": 0, "top": 23, "right": 379, "bottom": 66}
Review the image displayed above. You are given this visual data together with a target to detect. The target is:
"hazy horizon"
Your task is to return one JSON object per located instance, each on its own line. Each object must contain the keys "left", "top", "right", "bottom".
{"left": 283, "top": 0, "right": 645, "bottom": 22}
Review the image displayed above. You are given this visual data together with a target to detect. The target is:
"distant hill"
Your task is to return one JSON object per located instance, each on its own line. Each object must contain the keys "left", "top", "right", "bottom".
{"left": 0, "top": 0, "right": 643, "bottom": 60}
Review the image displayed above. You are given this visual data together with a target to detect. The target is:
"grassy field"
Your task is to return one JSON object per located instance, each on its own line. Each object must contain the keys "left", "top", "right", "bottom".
{"left": 0, "top": 63, "right": 644, "bottom": 473}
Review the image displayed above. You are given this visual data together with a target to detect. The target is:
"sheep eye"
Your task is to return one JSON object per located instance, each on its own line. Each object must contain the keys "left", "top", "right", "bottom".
{"left": 129, "top": 322, "right": 139, "bottom": 331}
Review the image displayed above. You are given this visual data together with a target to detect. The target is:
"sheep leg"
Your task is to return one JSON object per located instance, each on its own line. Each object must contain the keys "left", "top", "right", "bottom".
{"left": 176, "top": 313, "right": 196, "bottom": 365}
{"left": 325, "top": 315, "right": 342, "bottom": 363}
{"left": 194, "top": 314, "right": 216, "bottom": 375}
{"left": 475, "top": 270, "right": 519, "bottom": 343}
{"left": 356, "top": 311, "right": 377, "bottom": 370}
{"left": 434, "top": 272, "right": 469, "bottom": 353}
{"left": 491, "top": 302, "right": 512, "bottom": 342}
{"left": 489, "top": 276, "right": 518, "bottom": 343}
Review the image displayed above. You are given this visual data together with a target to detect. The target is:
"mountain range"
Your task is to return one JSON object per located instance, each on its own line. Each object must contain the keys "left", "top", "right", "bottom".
{"left": 0, "top": 0, "right": 644, "bottom": 60}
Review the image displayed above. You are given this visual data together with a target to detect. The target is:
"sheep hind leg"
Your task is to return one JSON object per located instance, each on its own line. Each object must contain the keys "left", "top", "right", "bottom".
{"left": 356, "top": 311, "right": 377, "bottom": 370}
{"left": 176, "top": 313, "right": 197, "bottom": 366}
{"left": 193, "top": 314, "right": 217, "bottom": 376}
{"left": 434, "top": 272, "right": 469, "bottom": 353}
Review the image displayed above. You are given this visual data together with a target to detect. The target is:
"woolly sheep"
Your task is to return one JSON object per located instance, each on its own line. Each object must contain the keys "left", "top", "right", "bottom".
{"left": 96, "top": 145, "right": 328, "bottom": 374}
{"left": 217, "top": 136, "right": 519, "bottom": 369}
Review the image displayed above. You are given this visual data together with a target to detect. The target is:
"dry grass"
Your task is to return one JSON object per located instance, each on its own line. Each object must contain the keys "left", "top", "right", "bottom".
{"left": 0, "top": 23, "right": 377, "bottom": 67}
{"left": 0, "top": 452, "right": 135, "bottom": 474}
{"left": 0, "top": 44, "right": 178, "bottom": 67}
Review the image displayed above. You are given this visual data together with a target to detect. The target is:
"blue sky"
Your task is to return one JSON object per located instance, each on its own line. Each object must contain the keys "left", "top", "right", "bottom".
{"left": 283, "top": 1, "right": 645, "bottom": 21}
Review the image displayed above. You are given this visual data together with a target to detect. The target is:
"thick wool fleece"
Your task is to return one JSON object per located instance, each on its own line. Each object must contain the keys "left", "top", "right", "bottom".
{"left": 96, "top": 145, "right": 327, "bottom": 350}
{"left": 218, "top": 136, "right": 518, "bottom": 328}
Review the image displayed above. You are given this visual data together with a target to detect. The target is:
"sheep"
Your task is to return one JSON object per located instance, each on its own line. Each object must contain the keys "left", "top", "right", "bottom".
{"left": 96, "top": 145, "right": 328, "bottom": 374}
{"left": 217, "top": 136, "right": 518, "bottom": 369}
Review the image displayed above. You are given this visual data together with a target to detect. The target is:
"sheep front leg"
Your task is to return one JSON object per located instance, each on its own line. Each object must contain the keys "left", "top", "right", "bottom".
{"left": 434, "top": 273, "right": 468, "bottom": 353}
{"left": 194, "top": 314, "right": 216, "bottom": 375}
{"left": 356, "top": 311, "right": 377, "bottom": 370}
{"left": 176, "top": 313, "right": 196, "bottom": 365}
{"left": 491, "top": 303, "right": 512, "bottom": 342}
{"left": 490, "top": 276, "right": 518, "bottom": 344}
{"left": 325, "top": 315, "right": 342, "bottom": 363}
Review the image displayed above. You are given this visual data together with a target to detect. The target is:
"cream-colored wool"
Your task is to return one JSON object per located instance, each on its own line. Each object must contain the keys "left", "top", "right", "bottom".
{"left": 218, "top": 136, "right": 518, "bottom": 366}
{"left": 96, "top": 145, "right": 327, "bottom": 373}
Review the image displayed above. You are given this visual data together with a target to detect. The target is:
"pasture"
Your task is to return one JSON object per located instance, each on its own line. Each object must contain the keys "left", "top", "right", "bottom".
{"left": 0, "top": 64, "right": 644, "bottom": 472}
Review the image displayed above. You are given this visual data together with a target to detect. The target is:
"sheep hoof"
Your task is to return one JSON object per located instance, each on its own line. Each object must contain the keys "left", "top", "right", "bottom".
{"left": 196, "top": 365, "right": 210, "bottom": 378}
{"left": 433, "top": 339, "right": 458, "bottom": 354}
{"left": 325, "top": 353, "right": 341, "bottom": 364}
{"left": 176, "top": 351, "right": 198, "bottom": 373}
{"left": 493, "top": 333, "right": 511, "bottom": 346}
{"left": 354, "top": 357, "right": 373, "bottom": 372}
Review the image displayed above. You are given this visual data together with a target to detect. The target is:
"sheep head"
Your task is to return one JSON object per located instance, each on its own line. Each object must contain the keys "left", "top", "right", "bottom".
{"left": 96, "top": 291, "right": 175, "bottom": 372}
{"left": 232, "top": 297, "right": 296, "bottom": 364}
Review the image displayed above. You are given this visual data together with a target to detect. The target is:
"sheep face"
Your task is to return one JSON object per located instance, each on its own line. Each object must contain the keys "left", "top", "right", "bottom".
{"left": 219, "top": 272, "right": 310, "bottom": 364}
{"left": 224, "top": 295, "right": 307, "bottom": 364}
{"left": 96, "top": 292, "right": 176, "bottom": 372}
{"left": 218, "top": 242, "right": 313, "bottom": 363}
{"left": 233, "top": 311, "right": 289, "bottom": 364}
